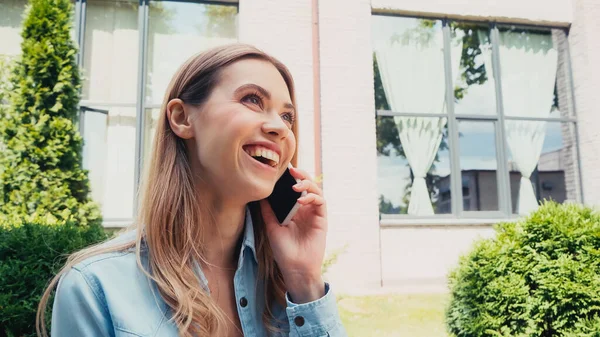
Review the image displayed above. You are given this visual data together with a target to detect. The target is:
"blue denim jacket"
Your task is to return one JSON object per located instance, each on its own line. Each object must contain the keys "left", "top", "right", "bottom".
{"left": 51, "top": 209, "right": 347, "bottom": 336}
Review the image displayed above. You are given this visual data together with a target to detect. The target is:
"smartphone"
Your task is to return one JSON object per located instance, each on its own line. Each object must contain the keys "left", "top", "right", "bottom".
{"left": 267, "top": 164, "right": 307, "bottom": 225}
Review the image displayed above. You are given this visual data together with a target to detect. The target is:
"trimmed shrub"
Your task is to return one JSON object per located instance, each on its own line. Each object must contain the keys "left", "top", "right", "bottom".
{"left": 0, "top": 222, "right": 108, "bottom": 337}
{"left": 446, "top": 202, "right": 600, "bottom": 337}
{"left": 0, "top": 0, "right": 100, "bottom": 226}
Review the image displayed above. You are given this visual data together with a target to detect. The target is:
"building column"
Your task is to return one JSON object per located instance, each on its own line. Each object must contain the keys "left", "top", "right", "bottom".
{"left": 569, "top": 0, "right": 600, "bottom": 206}
{"left": 318, "top": 0, "right": 382, "bottom": 293}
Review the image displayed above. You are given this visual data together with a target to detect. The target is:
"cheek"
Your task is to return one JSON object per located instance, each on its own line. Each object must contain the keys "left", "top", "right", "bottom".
{"left": 286, "top": 132, "right": 297, "bottom": 162}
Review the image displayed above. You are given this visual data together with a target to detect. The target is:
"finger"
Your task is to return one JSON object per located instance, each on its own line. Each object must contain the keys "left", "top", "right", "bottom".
{"left": 289, "top": 167, "right": 312, "bottom": 182}
{"left": 297, "top": 193, "right": 326, "bottom": 207}
{"left": 293, "top": 179, "right": 322, "bottom": 196}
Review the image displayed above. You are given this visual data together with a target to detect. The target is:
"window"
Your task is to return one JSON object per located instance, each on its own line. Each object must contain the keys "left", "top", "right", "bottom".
{"left": 373, "top": 15, "right": 581, "bottom": 218}
{"left": 76, "top": 0, "right": 238, "bottom": 223}
{"left": 0, "top": 0, "right": 28, "bottom": 59}
{"left": 143, "top": 1, "right": 237, "bottom": 159}
{"left": 0, "top": 0, "right": 76, "bottom": 63}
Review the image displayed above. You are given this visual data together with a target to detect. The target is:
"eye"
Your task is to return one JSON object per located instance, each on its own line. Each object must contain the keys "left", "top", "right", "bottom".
{"left": 281, "top": 112, "right": 296, "bottom": 126}
{"left": 241, "top": 93, "right": 263, "bottom": 109}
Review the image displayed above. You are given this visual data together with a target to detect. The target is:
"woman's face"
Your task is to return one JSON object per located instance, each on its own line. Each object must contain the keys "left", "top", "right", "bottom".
{"left": 170, "top": 58, "right": 297, "bottom": 204}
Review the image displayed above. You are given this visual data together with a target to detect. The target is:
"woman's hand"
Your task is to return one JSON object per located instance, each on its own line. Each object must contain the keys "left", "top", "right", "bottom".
{"left": 260, "top": 167, "right": 327, "bottom": 304}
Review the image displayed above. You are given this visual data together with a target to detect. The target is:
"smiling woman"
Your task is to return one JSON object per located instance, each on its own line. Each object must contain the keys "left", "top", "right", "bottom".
{"left": 37, "top": 44, "right": 347, "bottom": 337}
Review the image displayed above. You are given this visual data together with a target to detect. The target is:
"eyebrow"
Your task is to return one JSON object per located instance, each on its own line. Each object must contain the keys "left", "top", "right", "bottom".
{"left": 235, "top": 83, "right": 296, "bottom": 112}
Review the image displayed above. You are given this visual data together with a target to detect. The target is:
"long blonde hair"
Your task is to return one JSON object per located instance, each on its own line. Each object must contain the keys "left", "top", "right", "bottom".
{"left": 37, "top": 43, "right": 298, "bottom": 337}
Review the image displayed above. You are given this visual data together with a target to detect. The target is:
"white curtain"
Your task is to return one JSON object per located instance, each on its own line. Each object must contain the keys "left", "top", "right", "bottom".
{"left": 478, "top": 31, "right": 557, "bottom": 214}
{"left": 375, "top": 22, "right": 462, "bottom": 215}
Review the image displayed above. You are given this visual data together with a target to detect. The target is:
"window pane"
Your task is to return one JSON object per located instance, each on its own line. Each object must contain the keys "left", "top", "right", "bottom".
{"left": 497, "top": 26, "right": 571, "bottom": 119}
{"left": 82, "top": 106, "right": 136, "bottom": 220}
{"left": 0, "top": 0, "right": 27, "bottom": 58}
{"left": 83, "top": 0, "right": 139, "bottom": 104}
{"left": 508, "top": 122, "right": 580, "bottom": 214}
{"left": 145, "top": 2, "right": 237, "bottom": 105}
{"left": 377, "top": 116, "right": 451, "bottom": 215}
{"left": 451, "top": 23, "right": 496, "bottom": 116}
{"left": 372, "top": 16, "right": 452, "bottom": 115}
{"left": 458, "top": 121, "right": 499, "bottom": 211}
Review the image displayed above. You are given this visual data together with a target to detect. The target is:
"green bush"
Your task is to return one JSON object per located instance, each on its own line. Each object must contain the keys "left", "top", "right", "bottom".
{"left": 0, "top": 0, "right": 100, "bottom": 226}
{"left": 0, "top": 221, "right": 108, "bottom": 337}
{"left": 446, "top": 202, "right": 600, "bottom": 337}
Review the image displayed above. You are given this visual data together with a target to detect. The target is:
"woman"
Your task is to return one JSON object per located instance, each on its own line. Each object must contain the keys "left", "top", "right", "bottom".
{"left": 36, "top": 44, "right": 347, "bottom": 337}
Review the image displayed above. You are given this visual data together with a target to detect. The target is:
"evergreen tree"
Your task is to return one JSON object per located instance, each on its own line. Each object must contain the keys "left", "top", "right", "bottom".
{"left": 0, "top": 0, "right": 100, "bottom": 226}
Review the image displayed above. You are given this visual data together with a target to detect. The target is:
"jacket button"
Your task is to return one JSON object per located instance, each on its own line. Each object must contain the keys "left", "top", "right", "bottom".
{"left": 239, "top": 297, "right": 248, "bottom": 307}
{"left": 294, "top": 316, "right": 305, "bottom": 327}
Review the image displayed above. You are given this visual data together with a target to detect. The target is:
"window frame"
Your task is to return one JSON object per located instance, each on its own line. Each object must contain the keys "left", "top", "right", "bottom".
{"left": 372, "top": 13, "right": 583, "bottom": 221}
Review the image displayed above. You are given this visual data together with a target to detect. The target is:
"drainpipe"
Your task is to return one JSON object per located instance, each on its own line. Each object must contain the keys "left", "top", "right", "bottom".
{"left": 311, "top": 0, "right": 323, "bottom": 185}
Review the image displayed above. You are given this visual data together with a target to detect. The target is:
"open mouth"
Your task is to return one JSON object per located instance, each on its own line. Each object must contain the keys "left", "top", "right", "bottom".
{"left": 243, "top": 145, "right": 279, "bottom": 168}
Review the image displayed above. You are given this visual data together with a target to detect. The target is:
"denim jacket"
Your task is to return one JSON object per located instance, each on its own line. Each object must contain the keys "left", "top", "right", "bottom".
{"left": 50, "top": 209, "right": 347, "bottom": 336}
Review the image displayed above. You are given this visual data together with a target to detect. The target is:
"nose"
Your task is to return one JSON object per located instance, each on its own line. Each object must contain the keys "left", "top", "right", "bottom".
{"left": 261, "top": 112, "right": 289, "bottom": 139}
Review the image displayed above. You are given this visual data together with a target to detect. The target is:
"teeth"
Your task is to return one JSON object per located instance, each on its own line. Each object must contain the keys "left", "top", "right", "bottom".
{"left": 244, "top": 146, "right": 280, "bottom": 166}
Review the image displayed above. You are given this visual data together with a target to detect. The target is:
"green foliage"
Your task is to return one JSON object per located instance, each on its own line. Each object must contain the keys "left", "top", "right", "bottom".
{"left": 378, "top": 195, "right": 404, "bottom": 214}
{"left": 322, "top": 245, "right": 347, "bottom": 276}
{"left": 0, "top": 0, "right": 100, "bottom": 226}
{"left": 0, "top": 56, "right": 15, "bottom": 107}
{"left": 0, "top": 221, "right": 108, "bottom": 337}
{"left": 447, "top": 202, "right": 600, "bottom": 337}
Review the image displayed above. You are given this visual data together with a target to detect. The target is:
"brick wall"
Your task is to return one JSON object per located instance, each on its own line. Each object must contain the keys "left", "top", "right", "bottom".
{"left": 569, "top": 0, "right": 600, "bottom": 206}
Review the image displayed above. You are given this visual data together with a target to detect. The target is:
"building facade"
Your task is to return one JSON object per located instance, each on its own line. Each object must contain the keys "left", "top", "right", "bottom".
{"left": 1, "top": 0, "right": 599, "bottom": 294}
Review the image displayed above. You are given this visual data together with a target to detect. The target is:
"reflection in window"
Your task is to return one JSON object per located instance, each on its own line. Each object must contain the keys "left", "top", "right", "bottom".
{"left": 83, "top": 0, "right": 139, "bottom": 103}
{"left": 458, "top": 121, "right": 499, "bottom": 211}
{"left": 499, "top": 27, "right": 576, "bottom": 214}
{"left": 451, "top": 24, "right": 496, "bottom": 116}
{"left": 146, "top": 2, "right": 237, "bottom": 104}
{"left": 372, "top": 16, "right": 457, "bottom": 115}
{"left": 372, "top": 16, "right": 456, "bottom": 216}
{"left": 497, "top": 27, "right": 559, "bottom": 119}
{"left": 372, "top": 15, "right": 580, "bottom": 217}
{"left": 508, "top": 122, "right": 579, "bottom": 214}
{"left": 376, "top": 117, "right": 451, "bottom": 215}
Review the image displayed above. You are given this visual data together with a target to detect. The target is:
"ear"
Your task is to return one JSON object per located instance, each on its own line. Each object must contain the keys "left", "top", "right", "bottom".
{"left": 166, "top": 98, "right": 194, "bottom": 139}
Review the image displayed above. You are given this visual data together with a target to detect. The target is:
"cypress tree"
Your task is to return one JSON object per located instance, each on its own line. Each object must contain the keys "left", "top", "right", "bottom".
{"left": 0, "top": 0, "right": 100, "bottom": 226}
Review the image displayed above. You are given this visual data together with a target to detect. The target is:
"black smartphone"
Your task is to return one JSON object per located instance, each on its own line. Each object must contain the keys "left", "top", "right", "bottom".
{"left": 267, "top": 164, "right": 306, "bottom": 225}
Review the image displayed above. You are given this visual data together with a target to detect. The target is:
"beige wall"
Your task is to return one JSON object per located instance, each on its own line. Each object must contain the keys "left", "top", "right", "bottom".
{"left": 318, "top": 0, "right": 383, "bottom": 293}
{"left": 380, "top": 226, "right": 495, "bottom": 292}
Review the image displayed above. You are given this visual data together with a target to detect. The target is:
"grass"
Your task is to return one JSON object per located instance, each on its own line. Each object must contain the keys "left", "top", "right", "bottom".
{"left": 339, "top": 293, "right": 449, "bottom": 337}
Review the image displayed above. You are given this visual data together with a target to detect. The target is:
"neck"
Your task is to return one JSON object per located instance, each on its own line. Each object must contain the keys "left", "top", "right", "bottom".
{"left": 199, "top": 190, "right": 247, "bottom": 271}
